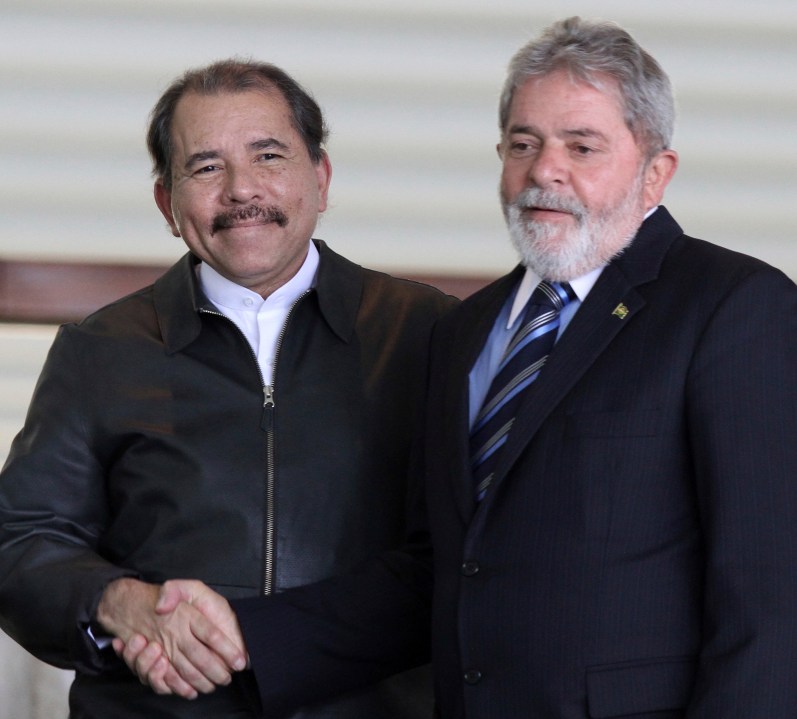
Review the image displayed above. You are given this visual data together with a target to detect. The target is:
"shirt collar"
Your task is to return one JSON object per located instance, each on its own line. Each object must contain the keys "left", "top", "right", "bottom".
{"left": 507, "top": 265, "right": 602, "bottom": 328}
{"left": 197, "top": 240, "right": 319, "bottom": 312}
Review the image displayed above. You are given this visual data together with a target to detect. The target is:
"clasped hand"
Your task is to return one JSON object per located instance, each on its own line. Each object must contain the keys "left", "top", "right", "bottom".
{"left": 98, "top": 578, "right": 249, "bottom": 700}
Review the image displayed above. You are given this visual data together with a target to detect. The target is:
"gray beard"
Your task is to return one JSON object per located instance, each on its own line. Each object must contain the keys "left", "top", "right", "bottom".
{"left": 504, "top": 181, "right": 644, "bottom": 282}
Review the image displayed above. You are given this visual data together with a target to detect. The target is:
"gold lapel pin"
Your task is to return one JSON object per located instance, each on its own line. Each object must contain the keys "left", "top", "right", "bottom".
{"left": 612, "top": 303, "right": 629, "bottom": 319}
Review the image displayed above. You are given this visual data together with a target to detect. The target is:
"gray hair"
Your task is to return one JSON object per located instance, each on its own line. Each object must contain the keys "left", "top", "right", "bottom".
{"left": 499, "top": 17, "right": 675, "bottom": 160}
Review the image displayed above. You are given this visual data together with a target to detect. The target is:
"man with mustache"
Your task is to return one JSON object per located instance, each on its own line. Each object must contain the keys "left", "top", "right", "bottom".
{"left": 112, "top": 17, "right": 797, "bottom": 718}
{"left": 0, "top": 59, "right": 455, "bottom": 717}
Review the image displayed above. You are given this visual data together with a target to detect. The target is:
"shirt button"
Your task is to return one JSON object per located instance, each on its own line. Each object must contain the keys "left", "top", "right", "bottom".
{"left": 243, "top": 297, "right": 255, "bottom": 307}
{"left": 464, "top": 669, "right": 482, "bottom": 685}
{"left": 461, "top": 561, "right": 480, "bottom": 577}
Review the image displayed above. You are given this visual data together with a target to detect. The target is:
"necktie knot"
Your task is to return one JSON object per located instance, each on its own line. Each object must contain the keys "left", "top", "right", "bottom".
{"left": 529, "top": 280, "right": 576, "bottom": 313}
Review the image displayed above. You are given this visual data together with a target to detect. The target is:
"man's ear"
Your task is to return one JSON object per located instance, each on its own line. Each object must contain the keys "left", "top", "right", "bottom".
{"left": 314, "top": 151, "right": 333, "bottom": 214}
{"left": 643, "top": 149, "right": 678, "bottom": 210}
{"left": 154, "top": 180, "right": 181, "bottom": 238}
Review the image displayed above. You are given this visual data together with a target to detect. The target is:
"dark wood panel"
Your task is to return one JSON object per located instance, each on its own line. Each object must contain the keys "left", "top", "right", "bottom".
{"left": 0, "top": 260, "right": 167, "bottom": 324}
{"left": 0, "top": 259, "right": 491, "bottom": 324}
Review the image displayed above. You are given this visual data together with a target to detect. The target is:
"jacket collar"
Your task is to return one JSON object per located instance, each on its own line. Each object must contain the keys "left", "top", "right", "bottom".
{"left": 311, "top": 239, "right": 364, "bottom": 344}
{"left": 608, "top": 205, "right": 683, "bottom": 287}
{"left": 153, "top": 239, "right": 364, "bottom": 354}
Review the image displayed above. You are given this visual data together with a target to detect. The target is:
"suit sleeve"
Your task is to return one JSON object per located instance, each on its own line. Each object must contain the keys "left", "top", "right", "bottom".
{"left": 0, "top": 325, "right": 136, "bottom": 672}
{"left": 685, "top": 265, "right": 797, "bottom": 716}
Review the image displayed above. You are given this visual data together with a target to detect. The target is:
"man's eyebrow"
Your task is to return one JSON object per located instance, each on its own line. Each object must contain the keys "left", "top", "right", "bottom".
{"left": 250, "top": 137, "right": 290, "bottom": 153}
{"left": 506, "top": 125, "right": 609, "bottom": 143}
{"left": 183, "top": 138, "right": 291, "bottom": 170}
{"left": 184, "top": 150, "right": 220, "bottom": 170}
{"left": 507, "top": 124, "right": 540, "bottom": 137}
{"left": 562, "top": 127, "right": 609, "bottom": 142}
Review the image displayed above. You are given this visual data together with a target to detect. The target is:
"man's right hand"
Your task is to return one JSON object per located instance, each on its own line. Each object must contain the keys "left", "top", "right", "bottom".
{"left": 98, "top": 577, "right": 247, "bottom": 699}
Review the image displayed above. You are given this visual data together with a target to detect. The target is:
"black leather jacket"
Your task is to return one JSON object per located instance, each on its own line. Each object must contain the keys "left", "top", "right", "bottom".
{"left": 0, "top": 241, "right": 456, "bottom": 718}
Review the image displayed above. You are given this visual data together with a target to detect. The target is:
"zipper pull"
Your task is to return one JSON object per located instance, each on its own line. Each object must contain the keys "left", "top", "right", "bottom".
{"left": 263, "top": 385, "right": 275, "bottom": 408}
{"left": 261, "top": 385, "right": 275, "bottom": 431}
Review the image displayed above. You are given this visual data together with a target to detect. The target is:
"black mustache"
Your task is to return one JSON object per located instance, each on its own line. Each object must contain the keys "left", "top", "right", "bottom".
{"left": 211, "top": 205, "right": 288, "bottom": 234}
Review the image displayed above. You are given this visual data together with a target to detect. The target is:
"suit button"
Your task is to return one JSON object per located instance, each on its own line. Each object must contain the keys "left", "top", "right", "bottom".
{"left": 461, "top": 561, "right": 480, "bottom": 577}
{"left": 463, "top": 669, "right": 482, "bottom": 685}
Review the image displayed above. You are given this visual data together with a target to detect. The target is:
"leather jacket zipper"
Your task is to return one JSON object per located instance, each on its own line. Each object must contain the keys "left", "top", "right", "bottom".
{"left": 201, "top": 290, "right": 310, "bottom": 596}
{"left": 260, "top": 290, "right": 310, "bottom": 595}
{"left": 197, "top": 306, "right": 275, "bottom": 596}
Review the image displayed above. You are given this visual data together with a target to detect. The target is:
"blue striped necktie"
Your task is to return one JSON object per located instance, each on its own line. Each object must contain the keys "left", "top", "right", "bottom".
{"left": 470, "top": 280, "right": 576, "bottom": 501}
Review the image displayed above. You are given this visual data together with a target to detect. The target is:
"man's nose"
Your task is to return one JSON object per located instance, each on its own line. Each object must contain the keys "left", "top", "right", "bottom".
{"left": 223, "top": 164, "right": 262, "bottom": 203}
{"left": 527, "top": 144, "right": 567, "bottom": 188}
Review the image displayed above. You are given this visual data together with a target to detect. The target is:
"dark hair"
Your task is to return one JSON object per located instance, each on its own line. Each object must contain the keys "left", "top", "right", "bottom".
{"left": 147, "top": 58, "right": 329, "bottom": 189}
{"left": 499, "top": 17, "right": 674, "bottom": 160}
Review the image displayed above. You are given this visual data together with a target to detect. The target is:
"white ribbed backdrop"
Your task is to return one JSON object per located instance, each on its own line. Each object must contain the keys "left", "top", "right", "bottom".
{"left": 1, "top": 1, "right": 796, "bottom": 716}
{"left": 1, "top": 0, "right": 796, "bottom": 277}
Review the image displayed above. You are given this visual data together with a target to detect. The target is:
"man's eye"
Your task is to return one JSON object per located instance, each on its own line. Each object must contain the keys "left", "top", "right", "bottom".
{"left": 195, "top": 165, "right": 220, "bottom": 174}
{"left": 256, "top": 153, "right": 280, "bottom": 162}
{"left": 509, "top": 142, "right": 536, "bottom": 157}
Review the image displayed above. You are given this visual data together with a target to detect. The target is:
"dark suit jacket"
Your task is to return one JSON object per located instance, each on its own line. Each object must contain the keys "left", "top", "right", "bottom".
{"left": 238, "top": 208, "right": 797, "bottom": 718}
{"left": 424, "top": 206, "right": 797, "bottom": 718}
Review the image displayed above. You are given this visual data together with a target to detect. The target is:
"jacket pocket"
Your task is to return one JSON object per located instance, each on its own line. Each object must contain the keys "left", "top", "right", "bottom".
{"left": 586, "top": 656, "right": 696, "bottom": 718}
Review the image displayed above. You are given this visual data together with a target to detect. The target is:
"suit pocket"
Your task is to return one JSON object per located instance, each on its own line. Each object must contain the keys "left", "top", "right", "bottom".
{"left": 586, "top": 656, "right": 696, "bottom": 718}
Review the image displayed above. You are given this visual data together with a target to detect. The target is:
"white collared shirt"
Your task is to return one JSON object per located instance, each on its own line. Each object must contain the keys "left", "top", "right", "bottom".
{"left": 198, "top": 241, "right": 319, "bottom": 386}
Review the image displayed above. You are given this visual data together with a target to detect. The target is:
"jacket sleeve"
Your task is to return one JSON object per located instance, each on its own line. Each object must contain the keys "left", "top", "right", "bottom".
{"left": 685, "top": 264, "right": 797, "bottom": 716}
{"left": 0, "top": 324, "right": 136, "bottom": 672}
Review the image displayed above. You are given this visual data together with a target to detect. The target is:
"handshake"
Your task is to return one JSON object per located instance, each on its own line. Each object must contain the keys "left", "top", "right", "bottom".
{"left": 97, "top": 577, "right": 249, "bottom": 700}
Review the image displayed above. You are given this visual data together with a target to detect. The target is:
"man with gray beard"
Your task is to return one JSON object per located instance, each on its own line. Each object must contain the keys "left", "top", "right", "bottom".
{"left": 414, "top": 16, "right": 797, "bottom": 717}
{"left": 112, "top": 17, "right": 797, "bottom": 719}
{"left": 504, "top": 170, "right": 647, "bottom": 282}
